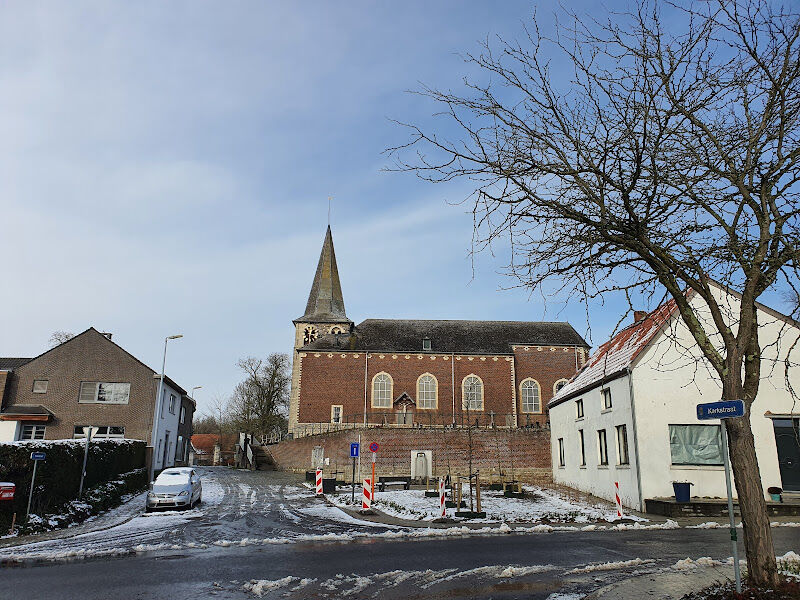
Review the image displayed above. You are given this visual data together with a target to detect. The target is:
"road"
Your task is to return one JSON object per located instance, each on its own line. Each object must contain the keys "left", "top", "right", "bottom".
{"left": 1, "top": 468, "right": 799, "bottom": 600}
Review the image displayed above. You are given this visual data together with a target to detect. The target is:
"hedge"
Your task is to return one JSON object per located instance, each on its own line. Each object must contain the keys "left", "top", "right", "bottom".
{"left": 0, "top": 439, "right": 146, "bottom": 529}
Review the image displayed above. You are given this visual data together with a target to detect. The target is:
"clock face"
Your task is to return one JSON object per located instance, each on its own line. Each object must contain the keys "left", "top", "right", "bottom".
{"left": 304, "top": 327, "right": 318, "bottom": 345}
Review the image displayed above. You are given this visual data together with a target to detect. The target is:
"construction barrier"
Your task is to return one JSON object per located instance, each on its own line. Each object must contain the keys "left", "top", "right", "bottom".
{"left": 316, "top": 469, "right": 323, "bottom": 495}
{"left": 438, "top": 477, "right": 446, "bottom": 518}
{"left": 614, "top": 481, "right": 623, "bottom": 518}
{"left": 362, "top": 478, "right": 372, "bottom": 509}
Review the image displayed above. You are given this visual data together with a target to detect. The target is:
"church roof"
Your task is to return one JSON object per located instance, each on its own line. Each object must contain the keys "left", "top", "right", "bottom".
{"left": 295, "top": 226, "right": 350, "bottom": 324}
{"left": 301, "top": 319, "right": 589, "bottom": 354}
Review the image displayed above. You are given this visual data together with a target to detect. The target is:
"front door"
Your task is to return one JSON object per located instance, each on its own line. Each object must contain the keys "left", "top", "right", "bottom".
{"left": 773, "top": 419, "right": 800, "bottom": 491}
{"left": 162, "top": 431, "right": 171, "bottom": 469}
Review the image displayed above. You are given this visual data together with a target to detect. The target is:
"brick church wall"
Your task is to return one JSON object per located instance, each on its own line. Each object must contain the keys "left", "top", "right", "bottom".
{"left": 267, "top": 427, "right": 552, "bottom": 484}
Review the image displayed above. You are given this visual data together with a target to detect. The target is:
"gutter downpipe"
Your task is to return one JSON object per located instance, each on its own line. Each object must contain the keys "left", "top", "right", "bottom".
{"left": 626, "top": 366, "right": 645, "bottom": 513}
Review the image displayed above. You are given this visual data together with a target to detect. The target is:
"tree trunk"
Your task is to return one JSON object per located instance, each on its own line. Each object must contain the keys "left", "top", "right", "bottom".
{"left": 726, "top": 409, "right": 780, "bottom": 587}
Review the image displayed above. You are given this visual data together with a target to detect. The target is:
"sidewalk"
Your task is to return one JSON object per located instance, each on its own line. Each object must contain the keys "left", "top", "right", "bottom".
{"left": 586, "top": 566, "right": 732, "bottom": 600}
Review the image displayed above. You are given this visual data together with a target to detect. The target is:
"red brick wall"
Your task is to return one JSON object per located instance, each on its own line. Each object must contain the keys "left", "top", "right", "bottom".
{"left": 268, "top": 427, "right": 552, "bottom": 483}
{"left": 512, "top": 345, "right": 583, "bottom": 426}
{"left": 0, "top": 371, "right": 8, "bottom": 410}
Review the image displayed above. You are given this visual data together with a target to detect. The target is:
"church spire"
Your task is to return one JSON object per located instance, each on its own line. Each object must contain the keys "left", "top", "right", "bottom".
{"left": 296, "top": 225, "right": 349, "bottom": 323}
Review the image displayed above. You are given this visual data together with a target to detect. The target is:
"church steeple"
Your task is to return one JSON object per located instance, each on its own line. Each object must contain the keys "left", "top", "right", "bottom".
{"left": 295, "top": 225, "right": 349, "bottom": 324}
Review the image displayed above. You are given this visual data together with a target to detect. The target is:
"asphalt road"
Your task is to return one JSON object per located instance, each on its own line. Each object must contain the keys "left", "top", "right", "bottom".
{"left": 1, "top": 468, "right": 799, "bottom": 600}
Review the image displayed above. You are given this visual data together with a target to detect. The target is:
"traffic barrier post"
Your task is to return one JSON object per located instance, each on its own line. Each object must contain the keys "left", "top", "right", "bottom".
{"left": 438, "top": 477, "right": 446, "bottom": 518}
{"left": 362, "top": 478, "right": 372, "bottom": 509}
{"left": 316, "top": 469, "right": 323, "bottom": 496}
{"left": 614, "top": 481, "right": 623, "bottom": 519}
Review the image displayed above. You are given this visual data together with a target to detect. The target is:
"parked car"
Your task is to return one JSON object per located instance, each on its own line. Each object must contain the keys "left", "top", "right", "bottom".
{"left": 146, "top": 468, "right": 202, "bottom": 512}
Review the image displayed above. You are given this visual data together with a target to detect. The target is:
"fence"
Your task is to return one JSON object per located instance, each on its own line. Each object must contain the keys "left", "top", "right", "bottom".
{"left": 291, "top": 412, "right": 549, "bottom": 438}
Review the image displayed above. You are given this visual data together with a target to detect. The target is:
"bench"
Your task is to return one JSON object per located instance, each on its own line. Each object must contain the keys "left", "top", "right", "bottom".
{"left": 378, "top": 476, "right": 411, "bottom": 492}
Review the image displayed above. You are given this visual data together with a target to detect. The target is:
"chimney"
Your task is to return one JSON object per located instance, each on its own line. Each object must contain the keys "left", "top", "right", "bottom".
{"left": 633, "top": 311, "right": 647, "bottom": 323}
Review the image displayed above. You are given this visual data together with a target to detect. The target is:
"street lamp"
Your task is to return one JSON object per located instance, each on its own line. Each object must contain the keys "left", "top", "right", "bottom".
{"left": 149, "top": 334, "right": 183, "bottom": 482}
{"left": 191, "top": 386, "right": 202, "bottom": 399}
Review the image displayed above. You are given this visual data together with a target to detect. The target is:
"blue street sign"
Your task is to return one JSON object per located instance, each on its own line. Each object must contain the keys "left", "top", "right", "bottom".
{"left": 30, "top": 452, "right": 46, "bottom": 461}
{"left": 350, "top": 443, "right": 360, "bottom": 458}
{"left": 697, "top": 400, "right": 746, "bottom": 420}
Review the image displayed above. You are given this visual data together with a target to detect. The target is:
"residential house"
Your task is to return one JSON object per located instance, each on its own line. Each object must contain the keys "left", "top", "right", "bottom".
{"left": 548, "top": 282, "right": 800, "bottom": 511}
{"left": 0, "top": 328, "right": 192, "bottom": 472}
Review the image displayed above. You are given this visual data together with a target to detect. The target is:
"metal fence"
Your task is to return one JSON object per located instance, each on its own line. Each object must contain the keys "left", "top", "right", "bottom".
{"left": 291, "top": 411, "right": 549, "bottom": 438}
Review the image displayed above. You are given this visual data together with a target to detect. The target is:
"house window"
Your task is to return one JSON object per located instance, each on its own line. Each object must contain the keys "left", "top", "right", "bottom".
{"left": 73, "top": 426, "right": 125, "bottom": 439}
{"left": 180, "top": 406, "right": 186, "bottom": 424}
{"left": 598, "top": 429, "right": 609, "bottom": 465}
{"left": 176, "top": 436, "right": 184, "bottom": 461}
{"left": 576, "top": 399, "right": 584, "bottom": 419}
{"left": 520, "top": 379, "right": 541, "bottom": 413}
{"left": 169, "top": 394, "right": 177, "bottom": 414}
{"left": 616, "top": 424, "right": 629, "bottom": 465}
{"left": 578, "top": 429, "right": 586, "bottom": 466}
{"left": 161, "top": 389, "right": 166, "bottom": 418}
{"left": 558, "top": 437, "right": 565, "bottom": 467}
{"left": 422, "top": 337, "right": 431, "bottom": 351}
{"left": 32, "top": 380, "right": 48, "bottom": 394}
{"left": 331, "top": 405, "right": 343, "bottom": 424}
{"left": 79, "top": 382, "right": 131, "bottom": 404}
{"left": 417, "top": 374, "right": 437, "bottom": 409}
{"left": 554, "top": 379, "right": 569, "bottom": 395}
{"left": 462, "top": 375, "right": 484, "bottom": 411}
{"left": 669, "top": 424, "right": 723, "bottom": 466}
{"left": 371, "top": 372, "right": 393, "bottom": 408}
{"left": 20, "top": 424, "right": 46, "bottom": 440}
{"left": 602, "top": 388, "right": 613, "bottom": 410}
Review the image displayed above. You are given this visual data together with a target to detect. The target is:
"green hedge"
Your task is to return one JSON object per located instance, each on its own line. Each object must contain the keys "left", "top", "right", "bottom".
{"left": 0, "top": 439, "right": 146, "bottom": 528}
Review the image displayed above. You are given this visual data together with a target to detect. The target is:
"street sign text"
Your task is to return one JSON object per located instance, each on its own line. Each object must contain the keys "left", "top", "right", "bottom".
{"left": 696, "top": 400, "right": 746, "bottom": 420}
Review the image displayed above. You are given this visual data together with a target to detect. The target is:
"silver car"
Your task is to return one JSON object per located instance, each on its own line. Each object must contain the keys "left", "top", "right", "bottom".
{"left": 145, "top": 468, "right": 202, "bottom": 512}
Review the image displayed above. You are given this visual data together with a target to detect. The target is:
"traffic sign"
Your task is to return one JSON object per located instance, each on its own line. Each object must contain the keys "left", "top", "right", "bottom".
{"left": 369, "top": 442, "right": 379, "bottom": 453}
{"left": 350, "top": 443, "right": 360, "bottom": 458}
{"left": 30, "top": 452, "right": 46, "bottom": 461}
{"left": 696, "top": 400, "right": 746, "bottom": 420}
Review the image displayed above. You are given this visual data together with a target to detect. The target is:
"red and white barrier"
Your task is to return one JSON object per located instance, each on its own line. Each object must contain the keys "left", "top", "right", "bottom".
{"left": 614, "top": 481, "right": 623, "bottom": 518}
{"left": 438, "top": 477, "right": 446, "bottom": 518}
{"left": 316, "top": 469, "right": 323, "bottom": 496}
{"left": 362, "top": 478, "right": 372, "bottom": 509}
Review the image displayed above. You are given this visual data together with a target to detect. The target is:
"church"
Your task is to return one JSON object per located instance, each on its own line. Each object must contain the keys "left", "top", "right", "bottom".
{"left": 288, "top": 227, "right": 590, "bottom": 438}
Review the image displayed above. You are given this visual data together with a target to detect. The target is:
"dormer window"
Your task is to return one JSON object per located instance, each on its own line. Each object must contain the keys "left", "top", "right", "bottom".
{"left": 422, "top": 337, "right": 431, "bottom": 351}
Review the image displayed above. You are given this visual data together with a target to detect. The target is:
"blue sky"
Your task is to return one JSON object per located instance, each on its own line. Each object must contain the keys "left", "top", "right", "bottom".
{"left": 1, "top": 2, "right": 792, "bottom": 416}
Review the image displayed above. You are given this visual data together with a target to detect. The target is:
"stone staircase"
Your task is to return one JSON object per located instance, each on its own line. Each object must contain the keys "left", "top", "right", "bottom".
{"left": 252, "top": 445, "right": 275, "bottom": 471}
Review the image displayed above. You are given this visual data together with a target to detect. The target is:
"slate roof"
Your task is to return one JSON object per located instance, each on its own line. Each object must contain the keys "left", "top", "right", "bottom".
{"left": 548, "top": 300, "right": 679, "bottom": 408}
{"left": 0, "top": 358, "right": 32, "bottom": 371}
{"left": 295, "top": 226, "right": 351, "bottom": 324}
{"left": 302, "top": 319, "right": 589, "bottom": 354}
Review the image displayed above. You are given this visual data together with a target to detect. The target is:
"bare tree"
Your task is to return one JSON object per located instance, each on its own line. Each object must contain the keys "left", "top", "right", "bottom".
{"left": 393, "top": 0, "right": 800, "bottom": 585}
{"left": 48, "top": 331, "right": 75, "bottom": 347}
{"left": 228, "top": 354, "right": 290, "bottom": 439}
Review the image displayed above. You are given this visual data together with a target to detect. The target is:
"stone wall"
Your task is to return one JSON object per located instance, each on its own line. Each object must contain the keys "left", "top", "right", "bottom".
{"left": 267, "top": 427, "right": 552, "bottom": 484}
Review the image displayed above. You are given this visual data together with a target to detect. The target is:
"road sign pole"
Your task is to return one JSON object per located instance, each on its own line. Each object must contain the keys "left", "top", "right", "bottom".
{"left": 351, "top": 457, "right": 356, "bottom": 503}
{"left": 371, "top": 451, "right": 376, "bottom": 500}
{"left": 26, "top": 459, "right": 38, "bottom": 523}
{"left": 720, "top": 424, "right": 742, "bottom": 593}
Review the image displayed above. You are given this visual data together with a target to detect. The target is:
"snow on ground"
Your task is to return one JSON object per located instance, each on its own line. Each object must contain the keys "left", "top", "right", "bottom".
{"left": 328, "top": 484, "right": 645, "bottom": 524}
{"left": 567, "top": 558, "right": 654, "bottom": 574}
{"left": 294, "top": 503, "right": 401, "bottom": 529}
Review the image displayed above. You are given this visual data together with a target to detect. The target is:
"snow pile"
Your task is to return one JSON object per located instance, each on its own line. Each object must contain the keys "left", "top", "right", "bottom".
{"left": 609, "top": 519, "right": 679, "bottom": 531}
{"left": 672, "top": 556, "right": 722, "bottom": 570}
{"left": 772, "top": 522, "right": 800, "bottom": 528}
{"left": 243, "top": 576, "right": 298, "bottom": 597}
{"left": 499, "top": 565, "right": 555, "bottom": 578}
{"left": 568, "top": 558, "right": 654, "bottom": 573}
{"left": 686, "top": 522, "right": 722, "bottom": 529}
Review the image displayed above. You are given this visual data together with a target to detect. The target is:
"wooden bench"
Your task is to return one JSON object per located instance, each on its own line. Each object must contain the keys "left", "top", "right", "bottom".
{"left": 378, "top": 476, "right": 411, "bottom": 491}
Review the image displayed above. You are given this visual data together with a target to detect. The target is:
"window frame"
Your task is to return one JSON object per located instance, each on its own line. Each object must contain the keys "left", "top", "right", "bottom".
{"left": 78, "top": 381, "right": 131, "bottom": 405}
{"left": 519, "top": 378, "right": 542, "bottom": 414}
{"left": 558, "top": 437, "right": 565, "bottom": 467}
{"left": 32, "top": 380, "right": 48, "bottom": 394}
{"left": 553, "top": 379, "right": 569, "bottom": 395}
{"left": 578, "top": 429, "right": 586, "bottom": 466}
{"left": 598, "top": 429, "right": 609, "bottom": 466}
{"left": 669, "top": 424, "right": 724, "bottom": 466}
{"left": 73, "top": 426, "right": 125, "bottom": 439}
{"left": 371, "top": 372, "right": 393, "bottom": 409}
{"left": 20, "top": 424, "right": 46, "bottom": 440}
{"left": 416, "top": 373, "right": 438, "bottom": 410}
{"left": 602, "top": 388, "right": 613, "bottom": 410}
{"left": 330, "top": 405, "right": 343, "bottom": 424}
{"left": 169, "top": 394, "right": 177, "bottom": 414}
{"left": 616, "top": 424, "right": 629, "bottom": 465}
{"left": 461, "top": 374, "right": 484, "bottom": 412}
{"left": 576, "top": 399, "right": 584, "bottom": 419}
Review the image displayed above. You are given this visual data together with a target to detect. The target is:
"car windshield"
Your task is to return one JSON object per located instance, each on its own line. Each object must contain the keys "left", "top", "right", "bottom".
{"left": 152, "top": 482, "right": 188, "bottom": 494}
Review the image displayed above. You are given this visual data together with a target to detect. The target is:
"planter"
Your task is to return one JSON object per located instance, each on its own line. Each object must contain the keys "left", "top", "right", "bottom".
{"left": 770, "top": 493, "right": 782, "bottom": 502}
{"left": 672, "top": 481, "right": 693, "bottom": 503}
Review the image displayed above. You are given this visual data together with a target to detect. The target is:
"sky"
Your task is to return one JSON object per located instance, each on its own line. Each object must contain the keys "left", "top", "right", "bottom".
{"left": 1, "top": 1, "right": 793, "bottom": 417}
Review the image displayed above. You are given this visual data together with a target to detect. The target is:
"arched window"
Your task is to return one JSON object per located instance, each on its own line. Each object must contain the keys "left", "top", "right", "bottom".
{"left": 520, "top": 379, "right": 542, "bottom": 413}
{"left": 554, "top": 378, "right": 569, "bottom": 395}
{"left": 371, "top": 372, "right": 393, "bottom": 408}
{"left": 462, "top": 375, "right": 484, "bottom": 411}
{"left": 330, "top": 326, "right": 343, "bottom": 335}
{"left": 417, "top": 374, "right": 437, "bottom": 409}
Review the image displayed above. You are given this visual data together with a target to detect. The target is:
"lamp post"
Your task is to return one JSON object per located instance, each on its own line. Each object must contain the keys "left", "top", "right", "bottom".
{"left": 191, "top": 386, "right": 202, "bottom": 400}
{"left": 149, "top": 334, "right": 183, "bottom": 482}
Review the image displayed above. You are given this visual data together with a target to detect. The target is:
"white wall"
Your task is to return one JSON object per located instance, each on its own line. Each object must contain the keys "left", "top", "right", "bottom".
{"left": 550, "top": 374, "right": 642, "bottom": 510}
{"left": 152, "top": 380, "right": 182, "bottom": 470}
{"left": 0, "top": 421, "right": 19, "bottom": 442}
{"left": 632, "top": 287, "right": 800, "bottom": 501}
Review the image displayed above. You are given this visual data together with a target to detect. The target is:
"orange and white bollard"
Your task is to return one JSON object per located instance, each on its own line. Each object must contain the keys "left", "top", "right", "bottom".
{"left": 438, "top": 477, "right": 446, "bottom": 518}
{"left": 614, "top": 481, "right": 623, "bottom": 519}
{"left": 362, "top": 478, "right": 372, "bottom": 509}
{"left": 316, "top": 469, "right": 323, "bottom": 496}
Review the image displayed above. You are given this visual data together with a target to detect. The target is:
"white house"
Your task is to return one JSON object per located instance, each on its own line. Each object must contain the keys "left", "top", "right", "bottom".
{"left": 549, "top": 282, "right": 800, "bottom": 512}
{"left": 151, "top": 378, "right": 183, "bottom": 471}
